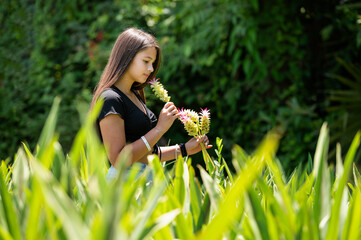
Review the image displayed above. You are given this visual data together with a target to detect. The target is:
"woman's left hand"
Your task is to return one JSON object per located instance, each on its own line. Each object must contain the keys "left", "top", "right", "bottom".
{"left": 185, "top": 135, "right": 212, "bottom": 156}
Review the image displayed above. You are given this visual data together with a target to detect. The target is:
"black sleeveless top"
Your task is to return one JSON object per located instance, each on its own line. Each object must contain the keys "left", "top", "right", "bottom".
{"left": 96, "top": 85, "right": 158, "bottom": 143}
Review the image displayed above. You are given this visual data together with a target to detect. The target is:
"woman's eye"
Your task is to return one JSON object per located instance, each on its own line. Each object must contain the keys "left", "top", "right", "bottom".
{"left": 144, "top": 60, "right": 149, "bottom": 64}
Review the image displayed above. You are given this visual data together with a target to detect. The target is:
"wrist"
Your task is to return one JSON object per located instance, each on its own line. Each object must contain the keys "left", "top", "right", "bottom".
{"left": 154, "top": 125, "right": 165, "bottom": 135}
{"left": 185, "top": 142, "right": 193, "bottom": 155}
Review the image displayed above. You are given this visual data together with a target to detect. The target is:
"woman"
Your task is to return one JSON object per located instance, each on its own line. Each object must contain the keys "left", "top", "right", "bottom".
{"left": 91, "top": 28, "right": 210, "bottom": 181}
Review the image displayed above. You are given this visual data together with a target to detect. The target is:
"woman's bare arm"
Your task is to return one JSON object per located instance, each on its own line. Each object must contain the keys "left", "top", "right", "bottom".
{"left": 99, "top": 114, "right": 164, "bottom": 166}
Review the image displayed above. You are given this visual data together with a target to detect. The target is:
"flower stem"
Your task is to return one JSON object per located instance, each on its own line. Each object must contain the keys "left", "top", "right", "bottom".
{"left": 200, "top": 142, "right": 214, "bottom": 172}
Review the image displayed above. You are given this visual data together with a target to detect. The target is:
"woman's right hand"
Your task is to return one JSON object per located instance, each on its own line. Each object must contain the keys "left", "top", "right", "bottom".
{"left": 155, "top": 102, "right": 180, "bottom": 134}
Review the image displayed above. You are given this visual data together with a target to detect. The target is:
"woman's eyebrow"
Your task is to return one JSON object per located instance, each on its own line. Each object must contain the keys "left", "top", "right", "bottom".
{"left": 144, "top": 56, "right": 154, "bottom": 60}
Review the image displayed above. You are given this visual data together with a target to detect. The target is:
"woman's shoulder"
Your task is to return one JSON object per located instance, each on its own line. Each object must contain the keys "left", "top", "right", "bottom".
{"left": 100, "top": 87, "right": 124, "bottom": 102}
{"left": 98, "top": 87, "right": 127, "bottom": 120}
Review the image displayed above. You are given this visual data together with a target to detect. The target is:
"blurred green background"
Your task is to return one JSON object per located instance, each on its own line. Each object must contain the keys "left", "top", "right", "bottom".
{"left": 1, "top": 0, "right": 360, "bottom": 174}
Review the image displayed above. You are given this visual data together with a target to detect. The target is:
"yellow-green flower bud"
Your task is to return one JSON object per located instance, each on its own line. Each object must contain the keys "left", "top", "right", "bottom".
{"left": 149, "top": 78, "right": 171, "bottom": 102}
{"left": 182, "top": 115, "right": 199, "bottom": 137}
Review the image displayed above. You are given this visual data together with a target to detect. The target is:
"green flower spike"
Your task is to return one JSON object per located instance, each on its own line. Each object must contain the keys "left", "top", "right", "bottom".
{"left": 179, "top": 114, "right": 199, "bottom": 137}
{"left": 148, "top": 77, "right": 171, "bottom": 102}
{"left": 199, "top": 108, "right": 210, "bottom": 136}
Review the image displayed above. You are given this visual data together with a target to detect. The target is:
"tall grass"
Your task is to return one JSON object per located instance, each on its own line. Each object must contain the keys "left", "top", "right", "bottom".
{"left": 0, "top": 98, "right": 360, "bottom": 239}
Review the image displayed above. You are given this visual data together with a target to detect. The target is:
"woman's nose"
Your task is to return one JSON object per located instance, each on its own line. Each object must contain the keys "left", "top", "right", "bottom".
{"left": 148, "top": 64, "right": 154, "bottom": 72}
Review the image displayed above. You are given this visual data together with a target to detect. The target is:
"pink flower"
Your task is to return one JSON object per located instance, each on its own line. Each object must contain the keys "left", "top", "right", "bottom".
{"left": 199, "top": 108, "right": 210, "bottom": 135}
{"left": 200, "top": 108, "right": 210, "bottom": 118}
{"left": 148, "top": 77, "right": 159, "bottom": 86}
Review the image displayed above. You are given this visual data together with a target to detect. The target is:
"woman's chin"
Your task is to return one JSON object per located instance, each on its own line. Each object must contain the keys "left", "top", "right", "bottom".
{"left": 137, "top": 78, "right": 148, "bottom": 84}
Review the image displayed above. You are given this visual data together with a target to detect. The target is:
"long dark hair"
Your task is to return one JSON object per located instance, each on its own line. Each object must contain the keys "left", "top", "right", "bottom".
{"left": 90, "top": 28, "right": 161, "bottom": 109}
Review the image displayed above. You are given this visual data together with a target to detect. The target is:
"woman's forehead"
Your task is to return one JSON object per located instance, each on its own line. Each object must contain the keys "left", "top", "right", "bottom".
{"left": 138, "top": 47, "right": 157, "bottom": 58}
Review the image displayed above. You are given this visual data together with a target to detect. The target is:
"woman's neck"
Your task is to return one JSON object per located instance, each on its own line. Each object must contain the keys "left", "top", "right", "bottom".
{"left": 114, "top": 77, "right": 133, "bottom": 95}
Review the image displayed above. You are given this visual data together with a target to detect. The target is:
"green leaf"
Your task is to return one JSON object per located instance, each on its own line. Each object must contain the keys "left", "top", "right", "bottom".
{"left": 326, "top": 131, "right": 360, "bottom": 240}
{"left": 341, "top": 187, "right": 361, "bottom": 240}
{"left": 167, "top": 191, "right": 193, "bottom": 240}
{"left": 0, "top": 225, "right": 14, "bottom": 240}
{"left": 195, "top": 193, "right": 210, "bottom": 231}
{"left": 312, "top": 123, "right": 331, "bottom": 239}
{"left": 25, "top": 178, "right": 43, "bottom": 240}
{"left": 0, "top": 162, "right": 21, "bottom": 240}
{"left": 174, "top": 156, "right": 185, "bottom": 206}
{"left": 353, "top": 163, "right": 361, "bottom": 189}
{"left": 197, "top": 130, "right": 281, "bottom": 240}
{"left": 232, "top": 145, "right": 249, "bottom": 173}
{"left": 246, "top": 187, "right": 270, "bottom": 240}
{"left": 11, "top": 148, "right": 30, "bottom": 205}
{"left": 31, "top": 160, "right": 89, "bottom": 240}
{"left": 199, "top": 167, "right": 221, "bottom": 213}
{"left": 189, "top": 166, "right": 202, "bottom": 223}
{"left": 36, "top": 97, "right": 61, "bottom": 161}
{"left": 141, "top": 209, "right": 181, "bottom": 239}
{"left": 131, "top": 169, "right": 168, "bottom": 240}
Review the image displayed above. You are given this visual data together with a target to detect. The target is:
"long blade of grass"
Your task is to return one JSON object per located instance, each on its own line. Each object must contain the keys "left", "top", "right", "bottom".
{"left": 341, "top": 187, "right": 361, "bottom": 240}
{"left": 166, "top": 191, "right": 193, "bottom": 239}
{"left": 196, "top": 130, "right": 280, "bottom": 240}
{"left": 326, "top": 131, "right": 360, "bottom": 240}
{"left": 222, "top": 158, "right": 234, "bottom": 183}
{"left": 139, "top": 209, "right": 181, "bottom": 240}
{"left": 189, "top": 166, "right": 202, "bottom": 227}
{"left": 256, "top": 175, "right": 293, "bottom": 239}
{"left": 195, "top": 193, "right": 210, "bottom": 231}
{"left": 0, "top": 164, "right": 21, "bottom": 240}
{"left": 174, "top": 156, "right": 185, "bottom": 207}
{"left": 69, "top": 99, "right": 103, "bottom": 167}
{"left": 31, "top": 160, "right": 89, "bottom": 240}
{"left": 246, "top": 187, "right": 270, "bottom": 240}
{"left": 353, "top": 163, "right": 361, "bottom": 189}
{"left": 11, "top": 148, "right": 30, "bottom": 207}
{"left": 182, "top": 160, "right": 191, "bottom": 217}
{"left": 36, "top": 97, "right": 60, "bottom": 160}
{"left": 265, "top": 157, "right": 296, "bottom": 238}
{"left": 232, "top": 145, "right": 249, "bottom": 173}
{"left": 312, "top": 123, "right": 331, "bottom": 239}
{"left": 25, "top": 177, "right": 43, "bottom": 240}
{"left": 130, "top": 169, "right": 168, "bottom": 240}
{"left": 0, "top": 225, "right": 14, "bottom": 240}
{"left": 199, "top": 167, "right": 221, "bottom": 213}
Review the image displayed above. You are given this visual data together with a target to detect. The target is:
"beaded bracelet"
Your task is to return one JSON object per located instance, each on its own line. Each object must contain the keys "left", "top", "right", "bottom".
{"left": 175, "top": 144, "right": 179, "bottom": 160}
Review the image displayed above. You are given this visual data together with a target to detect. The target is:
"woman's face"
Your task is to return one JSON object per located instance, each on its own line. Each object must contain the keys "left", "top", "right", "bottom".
{"left": 125, "top": 46, "right": 157, "bottom": 84}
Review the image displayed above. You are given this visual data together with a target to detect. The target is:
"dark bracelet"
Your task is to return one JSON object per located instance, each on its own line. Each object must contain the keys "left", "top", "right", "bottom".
{"left": 152, "top": 144, "right": 159, "bottom": 155}
{"left": 180, "top": 143, "right": 188, "bottom": 157}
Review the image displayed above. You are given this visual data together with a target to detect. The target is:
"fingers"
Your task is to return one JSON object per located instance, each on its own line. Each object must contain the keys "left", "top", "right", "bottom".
{"left": 203, "top": 136, "right": 209, "bottom": 147}
{"left": 164, "top": 102, "right": 175, "bottom": 108}
{"left": 196, "top": 135, "right": 210, "bottom": 147}
{"left": 170, "top": 108, "right": 180, "bottom": 117}
{"left": 163, "top": 103, "right": 179, "bottom": 118}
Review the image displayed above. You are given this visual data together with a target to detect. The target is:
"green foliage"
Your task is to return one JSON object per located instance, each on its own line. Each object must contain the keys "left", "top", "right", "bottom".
{"left": 0, "top": 0, "right": 150, "bottom": 159}
{"left": 1, "top": 96, "right": 361, "bottom": 239}
{"left": 150, "top": 0, "right": 361, "bottom": 172}
{"left": 328, "top": 58, "right": 361, "bottom": 162}
{"left": 1, "top": 0, "right": 360, "bottom": 175}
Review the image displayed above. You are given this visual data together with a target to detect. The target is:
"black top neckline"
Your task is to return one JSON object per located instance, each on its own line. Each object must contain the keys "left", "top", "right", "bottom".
{"left": 110, "top": 85, "right": 149, "bottom": 119}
